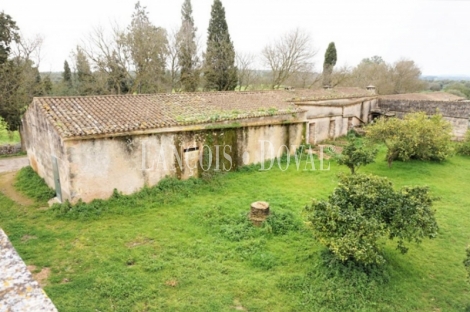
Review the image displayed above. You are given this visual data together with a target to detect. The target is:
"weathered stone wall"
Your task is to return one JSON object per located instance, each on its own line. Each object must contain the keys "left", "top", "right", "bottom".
{"left": 62, "top": 113, "right": 306, "bottom": 203}
{"left": 378, "top": 99, "right": 470, "bottom": 139}
{"left": 0, "top": 144, "right": 21, "bottom": 155}
{"left": 22, "top": 102, "right": 69, "bottom": 200}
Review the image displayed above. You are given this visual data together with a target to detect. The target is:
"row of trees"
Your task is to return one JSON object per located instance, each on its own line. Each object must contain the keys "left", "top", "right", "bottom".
{"left": 0, "top": 11, "right": 46, "bottom": 132}
{"left": 0, "top": 0, "right": 427, "bottom": 132}
{"left": 54, "top": 0, "right": 237, "bottom": 96}
{"left": 51, "top": 1, "right": 425, "bottom": 95}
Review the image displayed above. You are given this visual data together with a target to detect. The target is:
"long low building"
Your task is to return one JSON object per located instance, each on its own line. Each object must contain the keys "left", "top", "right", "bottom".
{"left": 21, "top": 88, "right": 377, "bottom": 203}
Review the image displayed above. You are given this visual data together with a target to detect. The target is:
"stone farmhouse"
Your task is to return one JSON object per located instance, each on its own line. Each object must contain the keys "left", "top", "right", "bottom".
{"left": 21, "top": 87, "right": 378, "bottom": 203}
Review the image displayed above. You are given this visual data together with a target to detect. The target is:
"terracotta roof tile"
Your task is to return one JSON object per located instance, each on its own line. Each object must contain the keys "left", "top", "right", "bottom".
{"left": 33, "top": 88, "right": 372, "bottom": 138}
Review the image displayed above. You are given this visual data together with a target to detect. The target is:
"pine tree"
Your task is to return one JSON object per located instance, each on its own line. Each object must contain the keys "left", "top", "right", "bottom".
{"left": 322, "top": 42, "right": 337, "bottom": 87}
{"left": 75, "top": 46, "right": 95, "bottom": 95}
{"left": 62, "top": 60, "right": 72, "bottom": 88}
{"left": 204, "top": 0, "right": 237, "bottom": 91}
{"left": 177, "top": 0, "right": 199, "bottom": 92}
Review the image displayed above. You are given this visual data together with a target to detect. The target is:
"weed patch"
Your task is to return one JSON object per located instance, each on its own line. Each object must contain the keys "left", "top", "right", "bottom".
{"left": 15, "top": 166, "right": 55, "bottom": 202}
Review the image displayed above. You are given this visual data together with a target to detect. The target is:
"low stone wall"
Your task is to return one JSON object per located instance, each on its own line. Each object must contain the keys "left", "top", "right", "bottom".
{"left": 378, "top": 99, "right": 470, "bottom": 139}
{"left": 378, "top": 99, "right": 470, "bottom": 117}
{"left": 0, "top": 229, "right": 57, "bottom": 311}
{"left": 0, "top": 143, "right": 22, "bottom": 155}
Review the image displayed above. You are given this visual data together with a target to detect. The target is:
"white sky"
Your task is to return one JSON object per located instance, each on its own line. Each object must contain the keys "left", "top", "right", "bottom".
{"left": 2, "top": 0, "right": 470, "bottom": 76}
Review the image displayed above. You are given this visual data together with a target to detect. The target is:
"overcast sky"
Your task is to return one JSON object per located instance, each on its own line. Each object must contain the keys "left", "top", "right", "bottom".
{"left": 2, "top": 0, "right": 469, "bottom": 76}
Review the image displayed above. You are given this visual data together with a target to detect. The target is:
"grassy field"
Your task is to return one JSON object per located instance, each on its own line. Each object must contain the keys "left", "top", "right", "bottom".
{"left": 1, "top": 151, "right": 470, "bottom": 311}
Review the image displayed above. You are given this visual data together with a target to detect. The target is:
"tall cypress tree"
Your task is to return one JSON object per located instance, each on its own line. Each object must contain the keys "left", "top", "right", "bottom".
{"left": 322, "top": 42, "right": 337, "bottom": 87}
{"left": 203, "top": 0, "right": 237, "bottom": 91}
{"left": 62, "top": 60, "right": 72, "bottom": 88}
{"left": 177, "top": 0, "right": 199, "bottom": 92}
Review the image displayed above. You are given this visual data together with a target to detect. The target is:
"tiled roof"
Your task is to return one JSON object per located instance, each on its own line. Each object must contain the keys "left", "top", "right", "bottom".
{"left": 32, "top": 88, "right": 373, "bottom": 138}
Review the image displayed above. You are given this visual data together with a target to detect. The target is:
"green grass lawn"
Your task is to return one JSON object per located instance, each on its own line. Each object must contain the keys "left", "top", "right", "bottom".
{"left": 1, "top": 152, "right": 470, "bottom": 311}
{"left": 0, "top": 129, "right": 20, "bottom": 144}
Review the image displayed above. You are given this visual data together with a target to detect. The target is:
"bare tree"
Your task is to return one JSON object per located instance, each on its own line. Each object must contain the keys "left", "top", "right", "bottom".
{"left": 346, "top": 56, "right": 425, "bottom": 95}
{"left": 235, "top": 51, "right": 256, "bottom": 91}
{"left": 391, "top": 59, "right": 426, "bottom": 94}
{"left": 81, "top": 24, "right": 133, "bottom": 94}
{"left": 261, "top": 28, "right": 316, "bottom": 89}
{"left": 330, "top": 65, "right": 352, "bottom": 87}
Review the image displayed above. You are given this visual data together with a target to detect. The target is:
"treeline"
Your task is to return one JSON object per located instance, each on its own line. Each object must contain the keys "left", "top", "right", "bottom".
{"left": 426, "top": 80, "right": 470, "bottom": 99}
{"left": 1, "top": 0, "right": 428, "bottom": 132}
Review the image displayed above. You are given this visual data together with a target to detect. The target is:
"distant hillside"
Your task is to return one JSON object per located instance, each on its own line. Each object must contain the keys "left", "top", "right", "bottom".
{"left": 422, "top": 75, "right": 470, "bottom": 81}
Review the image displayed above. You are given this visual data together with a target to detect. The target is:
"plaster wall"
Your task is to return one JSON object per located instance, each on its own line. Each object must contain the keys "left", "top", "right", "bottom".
{"left": 65, "top": 133, "right": 177, "bottom": 203}
{"left": 240, "top": 123, "right": 304, "bottom": 166}
{"left": 62, "top": 115, "right": 306, "bottom": 203}
{"left": 304, "top": 98, "right": 377, "bottom": 143}
{"left": 22, "top": 103, "right": 70, "bottom": 200}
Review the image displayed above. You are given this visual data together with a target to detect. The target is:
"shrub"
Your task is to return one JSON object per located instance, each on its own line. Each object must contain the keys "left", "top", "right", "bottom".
{"left": 304, "top": 174, "right": 438, "bottom": 265}
{"left": 366, "top": 112, "right": 454, "bottom": 167}
{"left": 335, "top": 136, "right": 377, "bottom": 174}
{"left": 458, "top": 131, "right": 470, "bottom": 156}
{"left": 465, "top": 246, "right": 470, "bottom": 282}
{"left": 15, "top": 166, "right": 56, "bottom": 202}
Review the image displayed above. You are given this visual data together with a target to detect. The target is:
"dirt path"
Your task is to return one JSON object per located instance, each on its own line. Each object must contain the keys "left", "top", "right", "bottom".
{"left": 0, "top": 156, "right": 33, "bottom": 206}
{"left": 0, "top": 171, "right": 34, "bottom": 206}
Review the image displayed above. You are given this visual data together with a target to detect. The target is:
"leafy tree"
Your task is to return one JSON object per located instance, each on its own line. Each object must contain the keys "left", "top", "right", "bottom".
{"left": 304, "top": 174, "right": 438, "bottom": 265}
{"left": 0, "top": 11, "right": 19, "bottom": 65}
{"left": 62, "top": 60, "right": 72, "bottom": 88}
{"left": 443, "top": 82, "right": 470, "bottom": 99}
{"left": 335, "top": 136, "right": 377, "bottom": 174}
{"left": 126, "top": 2, "right": 168, "bottom": 93}
{"left": 262, "top": 28, "right": 316, "bottom": 89}
{"left": 177, "top": 0, "right": 200, "bottom": 92}
{"left": 42, "top": 75, "right": 53, "bottom": 95}
{"left": 0, "top": 13, "right": 42, "bottom": 132}
{"left": 366, "top": 112, "right": 454, "bottom": 167}
{"left": 204, "top": 0, "right": 237, "bottom": 91}
{"left": 74, "top": 46, "right": 95, "bottom": 95}
{"left": 322, "top": 42, "right": 337, "bottom": 87}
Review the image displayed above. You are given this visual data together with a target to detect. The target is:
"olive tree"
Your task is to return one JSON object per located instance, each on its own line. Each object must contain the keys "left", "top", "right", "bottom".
{"left": 304, "top": 174, "right": 438, "bottom": 265}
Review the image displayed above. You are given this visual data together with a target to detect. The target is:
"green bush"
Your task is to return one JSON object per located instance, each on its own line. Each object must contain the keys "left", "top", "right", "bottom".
{"left": 366, "top": 112, "right": 454, "bottom": 166}
{"left": 15, "top": 166, "right": 56, "bottom": 202}
{"left": 304, "top": 174, "right": 439, "bottom": 265}
{"left": 465, "top": 246, "right": 470, "bottom": 282}
{"left": 458, "top": 131, "right": 470, "bottom": 156}
{"left": 335, "top": 135, "right": 377, "bottom": 174}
